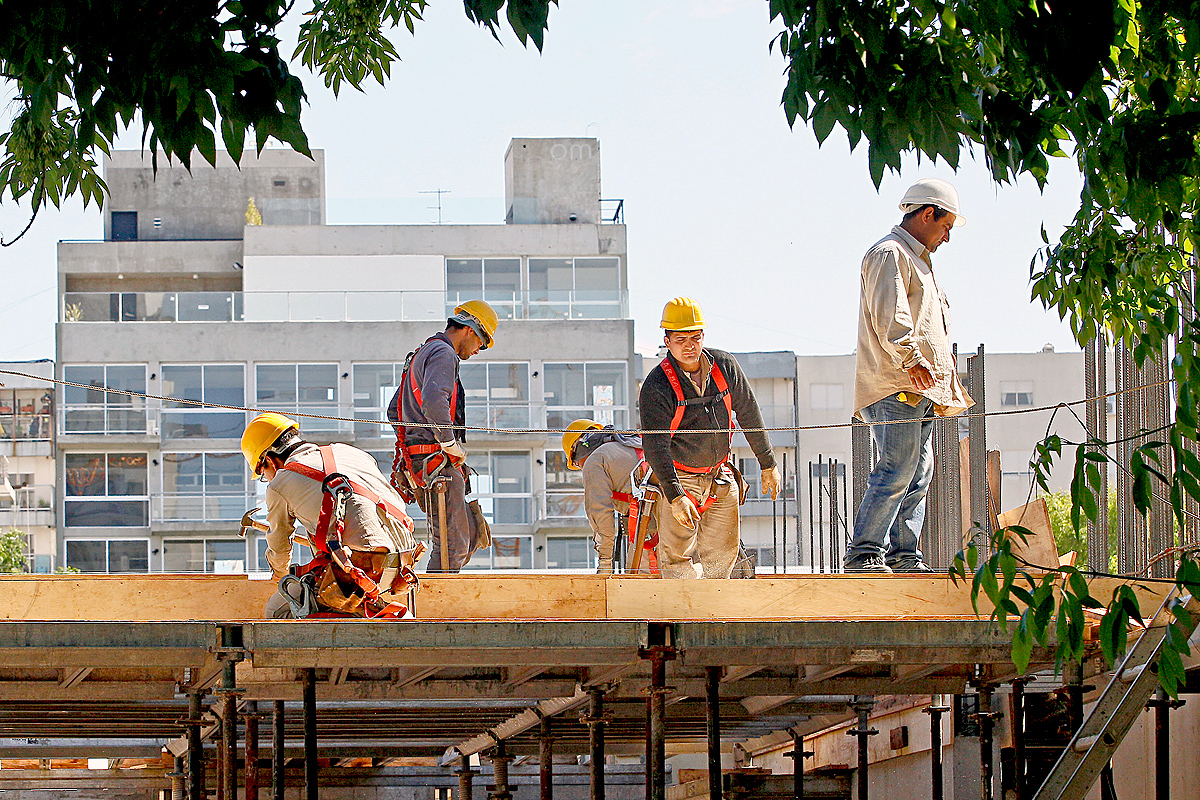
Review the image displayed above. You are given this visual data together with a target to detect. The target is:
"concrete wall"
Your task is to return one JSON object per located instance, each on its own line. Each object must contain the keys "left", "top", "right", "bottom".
{"left": 506, "top": 138, "right": 601, "bottom": 225}
{"left": 59, "top": 240, "right": 245, "bottom": 293}
{"left": 103, "top": 149, "right": 325, "bottom": 241}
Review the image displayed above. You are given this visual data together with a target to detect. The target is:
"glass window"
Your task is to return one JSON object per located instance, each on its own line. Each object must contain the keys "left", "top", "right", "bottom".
{"left": 809, "top": 383, "right": 844, "bottom": 411}
{"left": 546, "top": 537, "right": 596, "bottom": 570}
{"left": 446, "top": 258, "right": 521, "bottom": 320}
{"left": 158, "top": 452, "right": 249, "bottom": 522}
{"left": 255, "top": 363, "right": 341, "bottom": 434}
{"left": 64, "top": 453, "right": 149, "bottom": 527}
{"left": 460, "top": 362, "right": 531, "bottom": 431}
{"left": 464, "top": 536, "right": 534, "bottom": 570}
{"left": 466, "top": 451, "right": 532, "bottom": 526}
{"left": 545, "top": 450, "right": 584, "bottom": 519}
{"left": 352, "top": 363, "right": 405, "bottom": 438}
{"left": 162, "top": 539, "right": 248, "bottom": 573}
{"left": 63, "top": 364, "right": 147, "bottom": 434}
{"left": 161, "top": 364, "right": 246, "bottom": 439}
{"left": 529, "top": 257, "right": 620, "bottom": 319}
{"left": 1000, "top": 381, "right": 1034, "bottom": 407}
{"left": 65, "top": 539, "right": 149, "bottom": 573}
{"left": 544, "top": 362, "right": 628, "bottom": 429}
{"left": 738, "top": 457, "right": 798, "bottom": 502}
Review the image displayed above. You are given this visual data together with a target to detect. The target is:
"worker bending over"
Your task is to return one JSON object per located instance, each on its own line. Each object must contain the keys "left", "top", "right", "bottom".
{"left": 241, "top": 413, "right": 419, "bottom": 619}
{"left": 389, "top": 300, "right": 497, "bottom": 572}
{"left": 563, "top": 419, "right": 655, "bottom": 574}
{"left": 639, "top": 297, "right": 781, "bottom": 578}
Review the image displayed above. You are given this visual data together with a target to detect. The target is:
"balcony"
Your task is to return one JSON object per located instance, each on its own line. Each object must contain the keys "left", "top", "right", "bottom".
{"left": 0, "top": 485, "right": 55, "bottom": 529}
{"left": 61, "top": 403, "right": 356, "bottom": 438}
{"left": 60, "top": 403, "right": 150, "bottom": 436}
{"left": 63, "top": 289, "right": 630, "bottom": 323}
{"left": 152, "top": 493, "right": 257, "bottom": 525}
{"left": 733, "top": 404, "right": 797, "bottom": 449}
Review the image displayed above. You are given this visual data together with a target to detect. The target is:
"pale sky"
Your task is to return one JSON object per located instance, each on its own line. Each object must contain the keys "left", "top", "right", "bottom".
{"left": 0, "top": 0, "right": 1086, "bottom": 362}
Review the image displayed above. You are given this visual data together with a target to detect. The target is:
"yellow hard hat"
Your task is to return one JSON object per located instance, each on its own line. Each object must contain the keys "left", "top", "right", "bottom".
{"left": 450, "top": 299, "right": 499, "bottom": 349}
{"left": 660, "top": 297, "right": 706, "bottom": 331}
{"left": 241, "top": 412, "right": 299, "bottom": 478}
{"left": 562, "top": 419, "right": 603, "bottom": 470}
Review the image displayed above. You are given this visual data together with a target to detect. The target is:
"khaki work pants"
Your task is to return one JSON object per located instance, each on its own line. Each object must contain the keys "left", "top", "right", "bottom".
{"left": 654, "top": 468, "right": 740, "bottom": 579}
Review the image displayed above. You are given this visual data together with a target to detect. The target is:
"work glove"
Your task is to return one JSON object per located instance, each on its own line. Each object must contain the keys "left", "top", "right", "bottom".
{"left": 439, "top": 440, "right": 467, "bottom": 466}
{"left": 760, "top": 465, "right": 782, "bottom": 501}
{"left": 670, "top": 495, "right": 701, "bottom": 530}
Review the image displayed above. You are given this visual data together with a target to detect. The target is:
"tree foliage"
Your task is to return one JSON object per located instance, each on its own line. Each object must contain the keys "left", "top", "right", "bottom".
{"left": 0, "top": 0, "right": 556, "bottom": 244}
{"left": 770, "top": 0, "right": 1200, "bottom": 693}
{"left": 0, "top": 528, "right": 28, "bottom": 573}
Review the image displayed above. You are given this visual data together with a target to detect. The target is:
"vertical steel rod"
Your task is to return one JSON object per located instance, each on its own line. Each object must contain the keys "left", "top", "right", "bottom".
{"left": 303, "top": 668, "right": 317, "bottom": 800}
{"left": 808, "top": 461, "right": 815, "bottom": 571}
{"left": 817, "top": 455, "right": 825, "bottom": 572}
{"left": 220, "top": 681, "right": 236, "bottom": 800}
{"left": 187, "top": 691, "right": 205, "bottom": 800}
{"left": 781, "top": 453, "right": 789, "bottom": 570}
{"left": 979, "top": 685, "right": 995, "bottom": 800}
{"left": 790, "top": 731, "right": 806, "bottom": 800}
{"left": 244, "top": 699, "right": 259, "bottom": 800}
{"left": 847, "top": 697, "right": 877, "bottom": 800}
{"left": 705, "top": 666, "right": 721, "bottom": 800}
{"left": 925, "top": 701, "right": 949, "bottom": 800}
{"left": 648, "top": 653, "right": 667, "bottom": 800}
{"left": 1011, "top": 681, "right": 1026, "bottom": 800}
{"left": 1154, "top": 689, "right": 1170, "bottom": 800}
{"left": 587, "top": 687, "right": 606, "bottom": 800}
{"left": 539, "top": 715, "right": 554, "bottom": 800}
{"left": 272, "top": 701, "right": 285, "bottom": 800}
{"left": 458, "top": 755, "right": 476, "bottom": 800}
{"left": 491, "top": 740, "right": 512, "bottom": 800}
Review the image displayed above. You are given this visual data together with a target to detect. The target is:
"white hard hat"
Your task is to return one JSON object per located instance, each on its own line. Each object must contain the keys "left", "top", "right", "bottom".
{"left": 899, "top": 178, "right": 966, "bottom": 226}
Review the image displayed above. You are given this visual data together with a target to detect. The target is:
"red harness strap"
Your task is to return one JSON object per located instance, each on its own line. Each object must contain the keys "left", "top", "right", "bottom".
{"left": 283, "top": 446, "right": 416, "bottom": 618}
{"left": 658, "top": 355, "right": 734, "bottom": 475}
{"left": 391, "top": 336, "right": 464, "bottom": 493}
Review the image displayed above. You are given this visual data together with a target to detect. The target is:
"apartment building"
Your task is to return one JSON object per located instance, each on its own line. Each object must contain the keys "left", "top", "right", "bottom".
{"left": 55, "top": 139, "right": 632, "bottom": 574}
{"left": 0, "top": 359, "right": 55, "bottom": 570}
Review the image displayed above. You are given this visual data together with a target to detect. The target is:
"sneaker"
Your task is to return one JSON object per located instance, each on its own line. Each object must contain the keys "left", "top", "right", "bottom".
{"left": 887, "top": 557, "right": 935, "bottom": 573}
{"left": 844, "top": 554, "right": 893, "bottom": 573}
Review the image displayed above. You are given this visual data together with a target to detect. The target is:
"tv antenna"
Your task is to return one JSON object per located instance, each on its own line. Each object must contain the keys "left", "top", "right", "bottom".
{"left": 420, "top": 189, "right": 451, "bottom": 224}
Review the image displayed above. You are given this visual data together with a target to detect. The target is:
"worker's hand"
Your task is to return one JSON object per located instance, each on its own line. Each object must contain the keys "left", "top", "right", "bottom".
{"left": 906, "top": 363, "right": 935, "bottom": 391}
{"left": 760, "top": 465, "right": 782, "bottom": 501}
{"left": 440, "top": 440, "right": 467, "bottom": 466}
{"left": 670, "top": 495, "right": 701, "bottom": 530}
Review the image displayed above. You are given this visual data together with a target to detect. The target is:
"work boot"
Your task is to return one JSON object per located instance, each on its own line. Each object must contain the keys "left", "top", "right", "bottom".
{"left": 843, "top": 553, "right": 892, "bottom": 573}
{"left": 887, "top": 557, "right": 935, "bottom": 573}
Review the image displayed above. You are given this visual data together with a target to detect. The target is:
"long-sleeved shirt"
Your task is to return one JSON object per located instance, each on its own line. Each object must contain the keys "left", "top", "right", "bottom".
{"left": 388, "top": 332, "right": 466, "bottom": 447}
{"left": 639, "top": 348, "right": 775, "bottom": 503}
{"left": 854, "top": 225, "right": 973, "bottom": 416}
{"left": 264, "top": 442, "right": 417, "bottom": 578}
{"left": 582, "top": 440, "right": 643, "bottom": 563}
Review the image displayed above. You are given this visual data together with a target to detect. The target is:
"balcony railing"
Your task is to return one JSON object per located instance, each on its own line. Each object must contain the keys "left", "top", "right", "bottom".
{"left": 61, "top": 404, "right": 150, "bottom": 435}
{"left": 61, "top": 402, "right": 355, "bottom": 436}
{"left": 152, "top": 493, "right": 257, "bottom": 524}
{"left": 64, "top": 290, "right": 630, "bottom": 323}
{"left": 0, "top": 412, "right": 51, "bottom": 441}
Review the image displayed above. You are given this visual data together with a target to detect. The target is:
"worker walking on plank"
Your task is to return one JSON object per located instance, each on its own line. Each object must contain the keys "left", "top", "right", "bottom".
{"left": 639, "top": 297, "right": 781, "bottom": 579}
{"left": 388, "top": 300, "right": 497, "bottom": 573}
{"left": 562, "top": 419, "right": 656, "bottom": 574}
{"left": 845, "top": 178, "right": 973, "bottom": 573}
{"left": 241, "top": 413, "right": 421, "bottom": 619}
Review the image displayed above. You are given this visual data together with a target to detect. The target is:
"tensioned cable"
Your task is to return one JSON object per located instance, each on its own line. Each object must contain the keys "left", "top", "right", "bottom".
{"left": 0, "top": 367, "right": 1177, "bottom": 436}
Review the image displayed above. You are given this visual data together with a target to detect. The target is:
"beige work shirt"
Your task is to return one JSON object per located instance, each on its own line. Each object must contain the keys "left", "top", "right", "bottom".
{"left": 582, "top": 441, "right": 644, "bottom": 565}
{"left": 264, "top": 442, "right": 417, "bottom": 578}
{"left": 853, "top": 225, "right": 973, "bottom": 417}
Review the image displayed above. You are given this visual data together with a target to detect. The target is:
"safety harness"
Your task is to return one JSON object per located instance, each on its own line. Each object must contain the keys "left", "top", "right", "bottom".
{"left": 657, "top": 353, "right": 735, "bottom": 516}
{"left": 389, "top": 335, "right": 465, "bottom": 505}
{"left": 283, "top": 445, "right": 419, "bottom": 619}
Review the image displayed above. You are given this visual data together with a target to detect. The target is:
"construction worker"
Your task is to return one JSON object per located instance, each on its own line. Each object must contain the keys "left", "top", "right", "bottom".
{"left": 241, "top": 413, "right": 420, "bottom": 619}
{"left": 845, "top": 178, "right": 973, "bottom": 573}
{"left": 388, "top": 300, "right": 497, "bottom": 573}
{"left": 562, "top": 419, "right": 654, "bottom": 574}
{"left": 639, "top": 297, "right": 781, "bottom": 579}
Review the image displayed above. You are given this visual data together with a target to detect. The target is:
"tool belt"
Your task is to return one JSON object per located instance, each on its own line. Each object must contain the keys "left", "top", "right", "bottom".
{"left": 288, "top": 546, "right": 424, "bottom": 618}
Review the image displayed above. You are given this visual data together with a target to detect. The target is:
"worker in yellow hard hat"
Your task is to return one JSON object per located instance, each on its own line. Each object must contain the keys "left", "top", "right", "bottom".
{"left": 562, "top": 419, "right": 653, "bottom": 574}
{"left": 241, "top": 413, "right": 419, "bottom": 618}
{"left": 638, "top": 297, "right": 781, "bottom": 579}
{"left": 387, "top": 300, "right": 498, "bottom": 572}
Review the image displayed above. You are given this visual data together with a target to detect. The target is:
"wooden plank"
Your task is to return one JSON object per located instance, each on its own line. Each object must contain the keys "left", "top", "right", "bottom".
{"left": 997, "top": 497, "right": 1060, "bottom": 571}
{"left": 59, "top": 667, "right": 92, "bottom": 689}
{"left": 0, "top": 575, "right": 276, "bottom": 622}
{"left": 414, "top": 575, "right": 608, "bottom": 619}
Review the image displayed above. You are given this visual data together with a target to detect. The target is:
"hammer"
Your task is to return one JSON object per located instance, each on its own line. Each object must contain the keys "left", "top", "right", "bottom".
{"left": 239, "top": 507, "right": 269, "bottom": 538}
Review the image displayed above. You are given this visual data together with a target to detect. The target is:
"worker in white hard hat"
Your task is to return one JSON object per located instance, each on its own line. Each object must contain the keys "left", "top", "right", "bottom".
{"left": 845, "top": 178, "right": 973, "bottom": 573}
{"left": 638, "top": 297, "right": 781, "bottom": 579}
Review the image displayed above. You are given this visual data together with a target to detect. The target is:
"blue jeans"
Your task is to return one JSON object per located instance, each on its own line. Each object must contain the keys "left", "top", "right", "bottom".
{"left": 846, "top": 393, "right": 935, "bottom": 565}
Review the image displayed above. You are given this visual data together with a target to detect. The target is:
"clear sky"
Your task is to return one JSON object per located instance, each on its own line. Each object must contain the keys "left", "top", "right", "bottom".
{"left": 0, "top": 0, "right": 1086, "bottom": 363}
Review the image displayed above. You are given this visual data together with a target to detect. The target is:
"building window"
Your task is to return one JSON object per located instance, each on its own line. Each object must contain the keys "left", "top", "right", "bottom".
{"left": 65, "top": 539, "right": 149, "bottom": 573}
{"left": 738, "top": 458, "right": 798, "bottom": 502}
{"left": 465, "top": 536, "right": 534, "bottom": 570}
{"left": 352, "top": 363, "right": 405, "bottom": 438}
{"left": 157, "top": 452, "right": 250, "bottom": 523}
{"left": 467, "top": 451, "right": 532, "bottom": 526}
{"left": 62, "top": 364, "right": 147, "bottom": 434}
{"left": 809, "top": 460, "right": 847, "bottom": 479}
{"left": 461, "top": 362, "right": 531, "bottom": 430}
{"left": 529, "top": 257, "right": 621, "bottom": 319}
{"left": 161, "top": 364, "right": 246, "bottom": 439}
{"left": 1000, "top": 381, "right": 1034, "bottom": 407}
{"left": 255, "top": 363, "right": 342, "bottom": 434}
{"left": 162, "top": 538, "right": 249, "bottom": 573}
{"left": 544, "top": 450, "right": 584, "bottom": 519}
{"left": 809, "top": 383, "right": 844, "bottom": 411}
{"left": 543, "top": 362, "right": 628, "bottom": 430}
{"left": 64, "top": 453, "right": 149, "bottom": 527}
{"left": 365, "top": 450, "right": 424, "bottom": 522}
{"left": 111, "top": 211, "right": 138, "bottom": 241}
{"left": 446, "top": 258, "right": 521, "bottom": 320}
{"left": 0, "top": 388, "right": 53, "bottom": 441}
{"left": 546, "top": 536, "right": 596, "bottom": 570}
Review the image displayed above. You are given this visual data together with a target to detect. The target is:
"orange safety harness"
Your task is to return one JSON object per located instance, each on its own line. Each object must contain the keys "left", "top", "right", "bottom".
{"left": 611, "top": 450, "right": 659, "bottom": 565}
{"left": 390, "top": 335, "right": 465, "bottom": 504}
{"left": 658, "top": 354, "right": 735, "bottom": 516}
{"left": 284, "top": 445, "right": 418, "bottom": 619}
